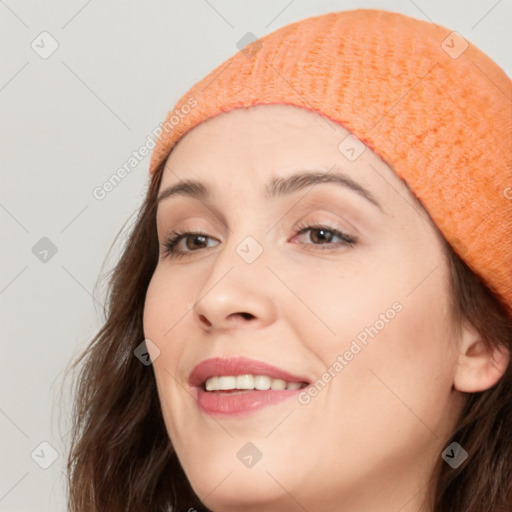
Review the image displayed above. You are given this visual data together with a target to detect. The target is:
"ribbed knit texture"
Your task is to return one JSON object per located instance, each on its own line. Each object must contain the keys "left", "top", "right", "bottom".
{"left": 149, "top": 9, "right": 512, "bottom": 314}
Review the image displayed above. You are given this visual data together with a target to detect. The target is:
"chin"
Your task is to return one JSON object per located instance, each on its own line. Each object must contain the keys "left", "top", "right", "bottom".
{"left": 183, "top": 457, "right": 301, "bottom": 512}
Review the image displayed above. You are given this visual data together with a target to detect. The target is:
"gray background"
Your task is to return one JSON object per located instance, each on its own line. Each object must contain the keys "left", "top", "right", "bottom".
{"left": 1, "top": 1, "right": 510, "bottom": 510}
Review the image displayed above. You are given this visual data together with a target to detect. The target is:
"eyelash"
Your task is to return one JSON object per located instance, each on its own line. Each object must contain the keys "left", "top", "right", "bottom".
{"left": 161, "top": 222, "right": 356, "bottom": 259}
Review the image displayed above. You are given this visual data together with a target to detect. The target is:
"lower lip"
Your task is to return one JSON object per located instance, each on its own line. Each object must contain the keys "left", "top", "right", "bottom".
{"left": 195, "top": 387, "right": 302, "bottom": 416}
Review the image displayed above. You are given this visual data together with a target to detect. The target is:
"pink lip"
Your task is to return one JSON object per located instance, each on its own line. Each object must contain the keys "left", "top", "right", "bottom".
{"left": 188, "top": 357, "right": 309, "bottom": 417}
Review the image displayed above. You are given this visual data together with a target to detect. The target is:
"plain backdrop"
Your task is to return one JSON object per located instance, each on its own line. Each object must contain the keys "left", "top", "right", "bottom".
{"left": 1, "top": 1, "right": 511, "bottom": 510}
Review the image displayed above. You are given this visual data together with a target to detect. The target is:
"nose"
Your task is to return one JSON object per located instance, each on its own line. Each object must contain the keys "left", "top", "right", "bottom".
{"left": 192, "top": 242, "right": 278, "bottom": 332}
{"left": 197, "top": 310, "right": 256, "bottom": 328}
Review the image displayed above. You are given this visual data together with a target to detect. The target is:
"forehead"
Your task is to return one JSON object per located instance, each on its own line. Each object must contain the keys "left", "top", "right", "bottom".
{"left": 157, "top": 104, "right": 422, "bottom": 220}
{"left": 161, "top": 105, "right": 361, "bottom": 184}
{"left": 183, "top": 105, "right": 333, "bottom": 149}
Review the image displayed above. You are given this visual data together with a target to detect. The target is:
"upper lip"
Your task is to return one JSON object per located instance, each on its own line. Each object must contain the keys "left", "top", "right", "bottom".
{"left": 188, "top": 357, "right": 310, "bottom": 388}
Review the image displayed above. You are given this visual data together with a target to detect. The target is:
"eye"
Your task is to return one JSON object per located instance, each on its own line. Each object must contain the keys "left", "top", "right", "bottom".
{"left": 161, "top": 230, "right": 219, "bottom": 259}
{"left": 291, "top": 222, "right": 356, "bottom": 251}
{"left": 160, "top": 223, "right": 356, "bottom": 260}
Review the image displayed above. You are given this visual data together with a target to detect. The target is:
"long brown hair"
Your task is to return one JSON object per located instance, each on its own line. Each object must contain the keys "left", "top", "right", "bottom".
{"left": 63, "top": 162, "right": 512, "bottom": 512}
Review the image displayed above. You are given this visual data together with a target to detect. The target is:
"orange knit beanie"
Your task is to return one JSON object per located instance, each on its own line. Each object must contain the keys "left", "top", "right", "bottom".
{"left": 149, "top": 9, "right": 512, "bottom": 315}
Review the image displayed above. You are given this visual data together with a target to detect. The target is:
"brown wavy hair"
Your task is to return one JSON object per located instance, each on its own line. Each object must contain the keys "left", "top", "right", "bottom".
{"left": 63, "top": 162, "right": 512, "bottom": 512}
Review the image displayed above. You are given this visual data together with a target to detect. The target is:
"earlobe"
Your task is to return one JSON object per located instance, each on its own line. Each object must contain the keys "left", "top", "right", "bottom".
{"left": 453, "top": 329, "right": 510, "bottom": 393}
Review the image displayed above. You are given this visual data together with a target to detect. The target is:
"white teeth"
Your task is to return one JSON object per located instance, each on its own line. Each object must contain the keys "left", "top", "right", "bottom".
{"left": 271, "top": 378, "right": 287, "bottom": 390}
{"left": 236, "top": 374, "right": 255, "bottom": 389}
{"left": 204, "top": 374, "right": 304, "bottom": 392}
{"left": 218, "top": 376, "right": 236, "bottom": 390}
{"left": 254, "top": 375, "right": 271, "bottom": 390}
{"left": 205, "top": 376, "right": 219, "bottom": 391}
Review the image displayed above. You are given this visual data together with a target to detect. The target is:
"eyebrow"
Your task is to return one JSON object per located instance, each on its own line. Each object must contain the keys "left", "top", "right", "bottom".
{"left": 156, "top": 169, "right": 382, "bottom": 209}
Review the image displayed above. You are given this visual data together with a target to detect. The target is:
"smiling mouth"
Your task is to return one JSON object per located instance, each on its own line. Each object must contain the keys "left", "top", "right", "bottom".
{"left": 189, "top": 357, "right": 311, "bottom": 415}
{"left": 203, "top": 374, "right": 309, "bottom": 392}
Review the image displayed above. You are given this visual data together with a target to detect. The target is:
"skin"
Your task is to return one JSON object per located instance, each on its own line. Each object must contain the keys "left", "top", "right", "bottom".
{"left": 143, "top": 104, "right": 509, "bottom": 512}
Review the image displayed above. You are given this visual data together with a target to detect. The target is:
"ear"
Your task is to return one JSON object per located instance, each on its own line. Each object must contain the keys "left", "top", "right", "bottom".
{"left": 453, "top": 322, "right": 510, "bottom": 393}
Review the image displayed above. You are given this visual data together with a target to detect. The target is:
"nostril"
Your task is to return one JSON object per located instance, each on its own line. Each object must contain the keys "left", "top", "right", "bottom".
{"left": 239, "top": 312, "right": 254, "bottom": 320}
{"left": 198, "top": 314, "right": 212, "bottom": 326}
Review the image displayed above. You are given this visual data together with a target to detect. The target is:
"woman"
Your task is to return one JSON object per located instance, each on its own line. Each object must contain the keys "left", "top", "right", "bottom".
{"left": 66, "top": 8, "right": 512, "bottom": 512}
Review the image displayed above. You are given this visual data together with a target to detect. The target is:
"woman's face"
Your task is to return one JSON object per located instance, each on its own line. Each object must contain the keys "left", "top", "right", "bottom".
{"left": 143, "top": 105, "right": 465, "bottom": 512}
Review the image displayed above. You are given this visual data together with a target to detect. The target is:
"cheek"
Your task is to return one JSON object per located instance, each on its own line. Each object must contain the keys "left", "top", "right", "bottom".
{"left": 288, "top": 263, "right": 403, "bottom": 362}
{"left": 142, "top": 272, "right": 194, "bottom": 444}
{"left": 143, "top": 266, "right": 193, "bottom": 340}
{"left": 142, "top": 269, "right": 192, "bottom": 403}
{"left": 298, "top": 254, "right": 457, "bottom": 427}
{"left": 323, "top": 281, "right": 457, "bottom": 439}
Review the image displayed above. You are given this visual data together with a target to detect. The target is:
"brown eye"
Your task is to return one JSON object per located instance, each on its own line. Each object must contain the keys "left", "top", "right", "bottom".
{"left": 293, "top": 223, "right": 356, "bottom": 249}
{"left": 309, "top": 228, "right": 335, "bottom": 244}
{"left": 162, "top": 231, "right": 219, "bottom": 258}
{"left": 185, "top": 234, "right": 208, "bottom": 250}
